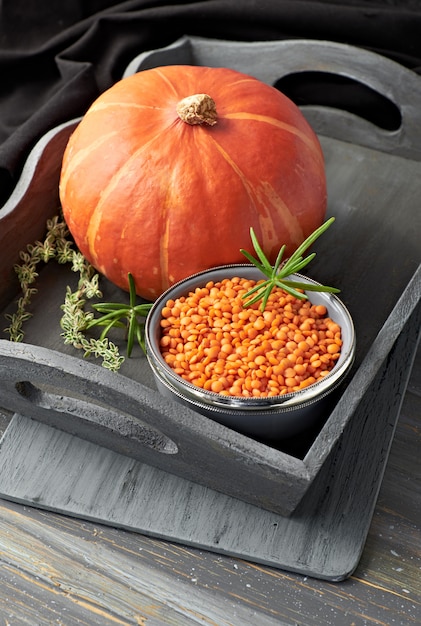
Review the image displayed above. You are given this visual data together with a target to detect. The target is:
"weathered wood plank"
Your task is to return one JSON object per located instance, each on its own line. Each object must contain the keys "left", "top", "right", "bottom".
{"left": 0, "top": 301, "right": 419, "bottom": 593}
{"left": 0, "top": 348, "right": 419, "bottom": 622}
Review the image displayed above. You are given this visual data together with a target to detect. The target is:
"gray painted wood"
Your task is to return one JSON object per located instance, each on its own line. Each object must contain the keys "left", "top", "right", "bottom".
{"left": 1, "top": 134, "right": 420, "bottom": 518}
{"left": 0, "top": 37, "right": 420, "bottom": 583}
{"left": 0, "top": 297, "right": 419, "bottom": 581}
{"left": 0, "top": 349, "right": 419, "bottom": 624}
{"left": 0, "top": 120, "right": 78, "bottom": 310}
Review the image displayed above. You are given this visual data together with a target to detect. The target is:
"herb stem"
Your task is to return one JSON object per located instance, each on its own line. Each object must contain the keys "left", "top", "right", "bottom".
{"left": 241, "top": 217, "right": 339, "bottom": 310}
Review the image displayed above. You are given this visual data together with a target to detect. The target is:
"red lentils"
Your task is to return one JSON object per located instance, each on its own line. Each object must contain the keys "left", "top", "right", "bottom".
{"left": 159, "top": 277, "right": 342, "bottom": 398}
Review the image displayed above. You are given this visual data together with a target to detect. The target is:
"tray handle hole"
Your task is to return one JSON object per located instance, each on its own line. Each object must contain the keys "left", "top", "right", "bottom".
{"left": 275, "top": 71, "right": 402, "bottom": 131}
{"left": 15, "top": 381, "right": 178, "bottom": 455}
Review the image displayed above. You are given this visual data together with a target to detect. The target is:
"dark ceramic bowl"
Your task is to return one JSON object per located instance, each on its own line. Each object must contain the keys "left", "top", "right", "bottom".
{"left": 145, "top": 265, "right": 356, "bottom": 440}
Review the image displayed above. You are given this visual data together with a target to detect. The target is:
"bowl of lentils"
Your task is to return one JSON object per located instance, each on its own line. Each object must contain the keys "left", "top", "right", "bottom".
{"left": 145, "top": 221, "right": 356, "bottom": 440}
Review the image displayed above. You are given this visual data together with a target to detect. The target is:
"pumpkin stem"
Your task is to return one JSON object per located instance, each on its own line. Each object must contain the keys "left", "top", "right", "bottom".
{"left": 176, "top": 93, "right": 217, "bottom": 126}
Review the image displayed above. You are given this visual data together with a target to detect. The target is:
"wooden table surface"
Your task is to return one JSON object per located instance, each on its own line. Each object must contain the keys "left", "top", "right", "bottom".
{"left": 0, "top": 345, "right": 419, "bottom": 625}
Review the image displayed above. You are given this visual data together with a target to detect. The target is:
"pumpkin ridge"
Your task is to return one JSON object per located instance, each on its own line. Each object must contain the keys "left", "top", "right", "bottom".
{"left": 256, "top": 180, "right": 305, "bottom": 248}
{"left": 208, "top": 135, "right": 258, "bottom": 206}
{"left": 88, "top": 101, "right": 167, "bottom": 114}
{"left": 153, "top": 67, "right": 183, "bottom": 98}
{"left": 159, "top": 215, "right": 171, "bottom": 293}
{"left": 208, "top": 135, "right": 303, "bottom": 250}
{"left": 60, "top": 130, "right": 121, "bottom": 195}
{"left": 223, "top": 112, "right": 323, "bottom": 163}
{"left": 85, "top": 128, "right": 170, "bottom": 264}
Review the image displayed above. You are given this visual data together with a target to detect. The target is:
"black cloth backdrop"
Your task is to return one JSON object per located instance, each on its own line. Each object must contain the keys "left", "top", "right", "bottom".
{"left": 1, "top": 0, "right": 421, "bottom": 206}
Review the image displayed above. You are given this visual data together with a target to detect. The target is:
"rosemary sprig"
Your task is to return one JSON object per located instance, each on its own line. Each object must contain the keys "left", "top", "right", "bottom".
{"left": 85, "top": 272, "right": 152, "bottom": 356}
{"left": 240, "top": 217, "right": 339, "bottom": 311}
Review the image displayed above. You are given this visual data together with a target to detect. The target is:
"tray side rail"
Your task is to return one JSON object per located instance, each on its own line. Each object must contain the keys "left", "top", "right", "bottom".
{"left": 0, "top": 338, "right": 310, "bottom": 517}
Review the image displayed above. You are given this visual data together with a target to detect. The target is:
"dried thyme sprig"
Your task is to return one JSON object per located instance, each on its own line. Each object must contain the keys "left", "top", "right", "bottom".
{"left": 4, "top": 215, "right": 74, "bottom": 341}
{"left": 59, "top": 252, "right": 125, "bottom": 371}
{"left": 4, "top": 213, "right": 126, "bottom": 370}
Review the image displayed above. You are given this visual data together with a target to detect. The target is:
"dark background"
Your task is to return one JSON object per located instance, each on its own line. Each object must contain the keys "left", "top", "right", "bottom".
{"left": 1, "top": 0, "right": 421, "bottom": 205}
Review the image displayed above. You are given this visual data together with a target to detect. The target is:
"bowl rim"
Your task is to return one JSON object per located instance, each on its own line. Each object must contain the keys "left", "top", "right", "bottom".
{"left": 145, "top": 264, "right": 356, "bottom": 411}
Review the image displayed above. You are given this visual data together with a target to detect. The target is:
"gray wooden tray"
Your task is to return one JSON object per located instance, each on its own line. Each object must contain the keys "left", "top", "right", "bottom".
{"left": 0, "top": 38, "right": 420, "bottom": 580}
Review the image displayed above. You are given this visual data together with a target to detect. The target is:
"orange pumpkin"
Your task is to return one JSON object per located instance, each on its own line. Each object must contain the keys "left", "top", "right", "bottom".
{"left": 59, "top": 65, "right": 327, "bottom": 300}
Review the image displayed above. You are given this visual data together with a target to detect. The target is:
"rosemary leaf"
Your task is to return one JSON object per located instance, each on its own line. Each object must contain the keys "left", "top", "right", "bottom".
{"left": 241, "top": 218, "right": 339, "bottom": 310}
